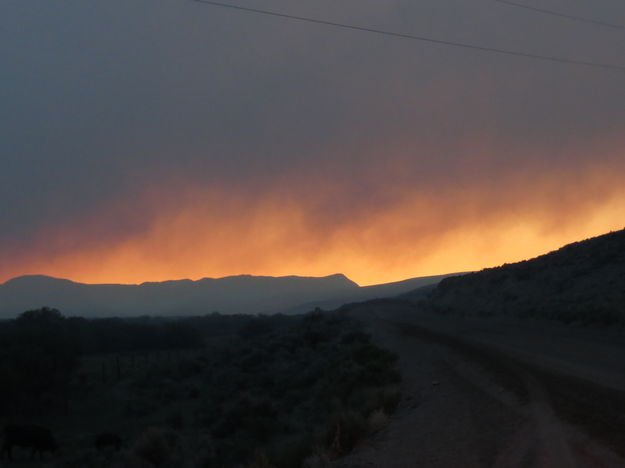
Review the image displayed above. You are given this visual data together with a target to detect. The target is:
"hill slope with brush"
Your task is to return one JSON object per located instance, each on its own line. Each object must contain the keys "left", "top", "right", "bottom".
{"left": 415, "top": 228, "right": 625, "bottom": 325}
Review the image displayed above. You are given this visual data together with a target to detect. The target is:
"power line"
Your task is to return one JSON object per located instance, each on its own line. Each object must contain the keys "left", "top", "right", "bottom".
{"left": 192, "top": 0, "right": 625, "bottom": 72}
{"left": 492, "top": 0, "right": 625, "bottom": 31}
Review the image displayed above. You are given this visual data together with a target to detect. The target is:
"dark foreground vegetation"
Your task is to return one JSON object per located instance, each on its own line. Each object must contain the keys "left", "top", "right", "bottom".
{"left": 417, "top": 228, "right": 625, "bottom": 326}
{"left": 0, "top": 307, "right": 400, "bottom": 467}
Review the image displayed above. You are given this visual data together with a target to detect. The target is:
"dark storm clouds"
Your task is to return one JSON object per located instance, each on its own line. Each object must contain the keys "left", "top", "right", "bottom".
{"left": 1, "top": 0, "right": 624, "bottom": 252}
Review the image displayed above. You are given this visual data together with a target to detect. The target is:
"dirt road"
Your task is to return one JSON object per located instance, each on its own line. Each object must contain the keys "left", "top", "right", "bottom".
{"left": 335, "top": 300, "right": 625, "bottom": 468}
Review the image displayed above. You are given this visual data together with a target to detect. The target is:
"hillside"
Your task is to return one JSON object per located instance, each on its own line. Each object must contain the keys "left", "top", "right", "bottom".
{"left": 0, "top": 273, "right": 454, "bottom": 319}
{"left": 282, "top": 273, "right": 461, "bottom": 314}
{"left": 416, "top": 228, "right": 625, "bottom": 325}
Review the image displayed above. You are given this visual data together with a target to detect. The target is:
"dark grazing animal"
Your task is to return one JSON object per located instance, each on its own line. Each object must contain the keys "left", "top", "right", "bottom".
{"left": 0, "top": 424, "right": 58, "bottom": 459}
{"left": 95, "top": 432, "right": 124, "bottom": 451}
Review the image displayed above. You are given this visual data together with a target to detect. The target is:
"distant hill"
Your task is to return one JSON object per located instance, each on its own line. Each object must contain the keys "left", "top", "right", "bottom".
{"left": 0, "top": 272, "right": 454, "bottom": 318}
{"left": 283, "top": 273, "right": 462, "bottom": 314}
{"left": 415, "top": 229, "right": 625, "bottom": 325}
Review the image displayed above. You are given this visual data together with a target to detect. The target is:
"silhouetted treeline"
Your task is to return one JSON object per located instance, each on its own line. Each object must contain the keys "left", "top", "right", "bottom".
{"left": 0, "top": 307, "right": 205, "bottom": 355}
{"left": 0, "top": 308, "right": 78, "bottom": 417}
{"left": 0, "top": 307, "right": 205, "bottom": 417}
{"left": 0, "top": 308, "right": 296, "bottom": 417}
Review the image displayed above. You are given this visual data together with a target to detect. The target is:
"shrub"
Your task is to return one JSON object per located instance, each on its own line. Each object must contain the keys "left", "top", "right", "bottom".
{"left": 301, "top": 446, "right": 331, "bottom": 468}
{"left": 166, "top": 411, "right": 185, "bottom": 430}
{"left": 367, "top": 409, "right": 389, "bottom": 434}
{"left": 130, "top": 427, "right": 177, "bottom": 467}
{"left": 272, "top": 438, "right": 315, "bottom": 468}
{"left": 246, "top": 451, "right": 276, "bottom": 468}
{"left": 380, "top": 387, "right": 402, "bottom": 414}
{"left": 326, "top": 411, "right": 368, "bottom": 456}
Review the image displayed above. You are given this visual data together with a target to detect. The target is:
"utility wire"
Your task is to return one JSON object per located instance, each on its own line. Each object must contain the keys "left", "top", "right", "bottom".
{"left": 192, "top": 0, "right": 625, "bottom": 72}
{"left": 493, "top": 0, "right": 625, "bottom": 31}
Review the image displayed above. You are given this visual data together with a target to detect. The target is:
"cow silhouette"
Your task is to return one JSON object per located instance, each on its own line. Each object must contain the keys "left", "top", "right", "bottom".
{"left": 0, "top": 424, "right": 58, "bottom": 459}
{"left": 95, "top": 432, "right": 124, "bottom": 451}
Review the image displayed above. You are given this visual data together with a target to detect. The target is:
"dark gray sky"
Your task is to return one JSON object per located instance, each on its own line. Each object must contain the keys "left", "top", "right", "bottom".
{"left": 2, "top": 0, "right": 624, "bottom": 285}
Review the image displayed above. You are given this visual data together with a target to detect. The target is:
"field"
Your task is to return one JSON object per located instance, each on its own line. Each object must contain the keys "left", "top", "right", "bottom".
{"left": 0, "top": 309, "right": 401, "bottom": 468}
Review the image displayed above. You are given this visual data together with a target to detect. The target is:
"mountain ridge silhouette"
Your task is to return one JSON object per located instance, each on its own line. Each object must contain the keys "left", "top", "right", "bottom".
{"left": 0, "top": 272, "right": 453, "bottom": 318}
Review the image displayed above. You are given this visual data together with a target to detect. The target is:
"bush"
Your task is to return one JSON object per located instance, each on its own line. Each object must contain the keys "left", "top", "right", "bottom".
{"left": 246, "top": 451, "right": 277, "bottom": 468}
{"left": 301, "top": 447, "right": 331, "bottom": 468}
{"left": 326, "top": 411, "right": 368, "bottom": 456}
{"left": 130, "top": 427, "right": 177, "bottom": 467}
{"left": 166, "top": 411, "right": 185, "bottom": 430}
{"left": 367, "top": 409, "right": 389, "bottom": 433}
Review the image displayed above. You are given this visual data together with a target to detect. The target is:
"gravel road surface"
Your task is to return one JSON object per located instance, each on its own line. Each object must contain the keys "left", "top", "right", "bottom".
{"left": 334, "top": 300, "right": 625, "bottom": 468}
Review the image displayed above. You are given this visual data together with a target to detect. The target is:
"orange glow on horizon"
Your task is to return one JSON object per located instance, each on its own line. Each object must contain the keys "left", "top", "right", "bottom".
{"left": 2, "top": 157, "right": 624, "bottom": 287}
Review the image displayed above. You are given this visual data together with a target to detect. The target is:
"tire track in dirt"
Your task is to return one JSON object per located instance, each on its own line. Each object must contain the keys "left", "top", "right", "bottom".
{"left": 384, "top": 319, "right": 625, "bottom": 467}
